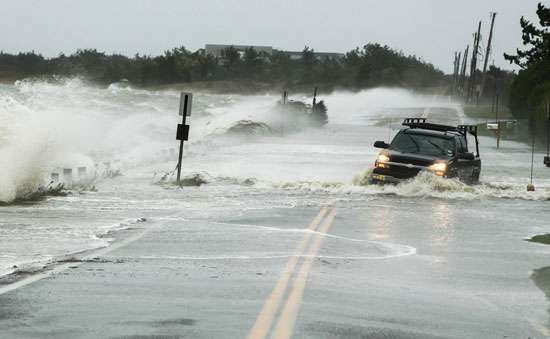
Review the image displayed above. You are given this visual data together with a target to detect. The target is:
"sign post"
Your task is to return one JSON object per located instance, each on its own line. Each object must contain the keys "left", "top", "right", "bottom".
{"left": 496, "top": 94, "right": 500, "bottom": 149}
{"left": 545, "top": 99, "right": 550, "bottom": 167}
{"left": 176, "top": 92, "right": 192, "bottom": 184}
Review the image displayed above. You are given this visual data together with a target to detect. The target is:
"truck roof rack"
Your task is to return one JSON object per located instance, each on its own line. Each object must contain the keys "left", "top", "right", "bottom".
{"left": 403, "top": 118, "right": 427, "bottom": 125}
{"left": 403, "top": 118, "right": 460, "bottom": 133}
{"left": 457, "top": 125, "right": 478, "bottom": 137}
{"left": 402, "top": 118, "right": 480, "bottom": 157}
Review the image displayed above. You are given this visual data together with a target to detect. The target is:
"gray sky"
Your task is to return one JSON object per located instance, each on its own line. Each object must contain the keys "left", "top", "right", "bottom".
{"left": 1, "top": 0, "right": 542, "bottom": 73}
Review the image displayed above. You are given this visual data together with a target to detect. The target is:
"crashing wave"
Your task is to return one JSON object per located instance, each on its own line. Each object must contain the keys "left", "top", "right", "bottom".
{"left": 352, "top": 168, "right": 374, "bottom": 186}
{"left": 225, "top": 120, "right": 273, "bottom": 136}
{"left": 155, "top": 171, "right": 212, "bottom": 187}
{"left": 155, "top": 170, "right": 257, "bottom": 187}
{"left": 0, "top": 183, "right": 68, "bottom": 205}
{"left": 277, "top": 181, "right": 345, "bottom": 191}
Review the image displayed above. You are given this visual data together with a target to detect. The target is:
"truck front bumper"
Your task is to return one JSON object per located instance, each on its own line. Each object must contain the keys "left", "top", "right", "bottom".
{"left": 369, "top": 172, "right": 403, "bottom": 185}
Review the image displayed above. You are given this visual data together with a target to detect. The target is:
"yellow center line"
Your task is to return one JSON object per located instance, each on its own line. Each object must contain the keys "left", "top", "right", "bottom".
{"left": 270, "top": 208, "right": 337, "bottom": 339}
{"left": 247, "top": 207, "right": 329, "bottom": 339}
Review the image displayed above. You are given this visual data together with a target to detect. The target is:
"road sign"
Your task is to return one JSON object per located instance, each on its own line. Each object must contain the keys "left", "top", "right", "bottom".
{"left": 176, "top": 124, "right": 190, "bottom": 141}
{"left": 179, "top": 92, "right": 193, "bottom": 117}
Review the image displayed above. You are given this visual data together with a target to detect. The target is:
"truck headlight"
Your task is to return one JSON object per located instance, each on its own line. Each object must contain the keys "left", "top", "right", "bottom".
{"left": 376, "top": 154, "right": 390, "bottom": 168}
{"left": 377, "top": 154, "right": 390, "bottom": 163}
{"left": 429, "top": 162, "right": 447, "bottom": 176}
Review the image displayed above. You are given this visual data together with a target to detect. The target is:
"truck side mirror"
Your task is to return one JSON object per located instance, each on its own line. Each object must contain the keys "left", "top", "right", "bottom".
{"left": 374, "top": 141, "right": 389, "bottom": 149}
{"left": 460, "top": 152, "right": 475, "bottom": 161}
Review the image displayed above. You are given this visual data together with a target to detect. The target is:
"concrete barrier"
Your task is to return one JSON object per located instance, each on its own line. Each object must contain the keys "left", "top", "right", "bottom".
{"left": 78, "top": 167, "right": 87, "bottom": 177}
{"left": 63, "top": 168, "right": 73, "bottom": 186}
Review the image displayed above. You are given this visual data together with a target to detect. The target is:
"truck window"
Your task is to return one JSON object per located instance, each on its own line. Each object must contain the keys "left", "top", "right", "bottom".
{"left": 456, "top": 136, "right": 468, "bottom": 154}
{"left": 390, "top": 132, "right": 456, "bottom": 157}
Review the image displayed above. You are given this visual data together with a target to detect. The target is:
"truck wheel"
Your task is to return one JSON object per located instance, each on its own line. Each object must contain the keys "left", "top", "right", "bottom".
{"left": 471, "top": 171, "right": 480, "bottom": 184}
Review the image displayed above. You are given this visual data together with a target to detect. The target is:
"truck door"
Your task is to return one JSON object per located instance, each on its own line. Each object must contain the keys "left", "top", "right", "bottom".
{"left": 455, "top": 136, "right": 475, "bottom": 181}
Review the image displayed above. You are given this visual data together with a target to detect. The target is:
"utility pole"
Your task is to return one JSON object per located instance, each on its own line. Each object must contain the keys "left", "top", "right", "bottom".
{"left": 468, "top": 21, "right": 482, "bottom": 103}
{"left": 459, "top": 45, "right": 469, "bottom": 97}
{"left": 452, "top": 53, "right": 457, "bottom": 79}
{"left": 452, "top": 52, "right": 459, "bottom": 95}
{"left": 491, "top": 86, "right": 497, "bottom": 113}
{"left": 480, "top": 12, "right": 497, "bottom": 98}
{"left": 456, "top": 52, "right": 462, "bottom": 89}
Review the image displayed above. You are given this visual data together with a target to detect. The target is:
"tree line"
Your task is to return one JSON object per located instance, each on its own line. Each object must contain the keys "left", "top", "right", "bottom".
{"left": 0, "top": 44, "right": 444, "bottom": 90}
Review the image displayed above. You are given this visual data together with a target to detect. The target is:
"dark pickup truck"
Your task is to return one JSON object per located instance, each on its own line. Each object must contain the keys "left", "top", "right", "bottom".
{"left": 370, "top": 118, "right": 481, "bottom": 184}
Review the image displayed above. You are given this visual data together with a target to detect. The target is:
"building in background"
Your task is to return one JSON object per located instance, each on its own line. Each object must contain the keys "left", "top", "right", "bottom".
{"left": 279, "top": 50, "right": 345, "bottom": 61}
{"left": 205, "top": 44, "right": 273, "bottom": 58}
{"left": 204, "top": 44, "right": 344, "bottom": 60}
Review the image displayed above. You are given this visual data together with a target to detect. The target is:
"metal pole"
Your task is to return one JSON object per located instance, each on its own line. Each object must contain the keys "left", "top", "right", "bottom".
{"left": 527, "top": 130, "right": 536, "bottom": 191}
{"left": 176, "top": 95, "right": 189, "bottom": 184}
{"left": 496, "top": 94, "right": 500, "bottom": 149}
{"left": 281, "top": 90, "right": 287, "bottom": 136}
{"left": 531, "top": 133, "right": 535, "bottom": 184}
{"left": 547, "top": 99, "right": 549, "bottom": 156}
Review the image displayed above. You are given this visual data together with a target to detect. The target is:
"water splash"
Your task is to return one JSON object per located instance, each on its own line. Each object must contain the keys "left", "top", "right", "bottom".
{"left": 277, "top": 170, "right": 550, "bottom": 201}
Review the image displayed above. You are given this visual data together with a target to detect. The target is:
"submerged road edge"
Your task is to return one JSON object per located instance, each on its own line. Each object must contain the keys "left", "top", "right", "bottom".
{"left": 0, "top": 225, "right": 155, "bottom": 296}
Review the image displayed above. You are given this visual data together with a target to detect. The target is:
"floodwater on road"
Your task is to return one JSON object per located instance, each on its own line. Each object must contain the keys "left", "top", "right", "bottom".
{"left": 1, "top": 78, "right": 550, "bottom": 338}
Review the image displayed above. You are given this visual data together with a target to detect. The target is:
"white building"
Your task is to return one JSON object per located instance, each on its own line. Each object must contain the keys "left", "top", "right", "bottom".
{"left": 204, "top": 44, "right": 344, "bottom": 60}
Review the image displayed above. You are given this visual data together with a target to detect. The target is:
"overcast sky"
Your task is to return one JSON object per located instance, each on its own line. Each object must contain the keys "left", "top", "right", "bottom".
{"left": 1, "top": 0, "right": 542, "bottom": 73}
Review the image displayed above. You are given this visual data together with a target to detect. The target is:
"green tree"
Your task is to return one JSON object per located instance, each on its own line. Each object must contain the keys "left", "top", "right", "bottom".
{"left": 220, "top": 46, "right": 242, "bottom": 79}
{"left": 268, "top": 51, "right": 292, "bottom": 84}
{"left": 504, "top": 3, "right": 550, "bottom": 68}
{"left": 192, "top": 51, "right": 217, "bottom": 80}
{"left": 0, "top": 44, "right": 445, "bottom": 90}
{"left": 242, "top": 47, "right": 266, "bottom": 80}
{"left": 318, "top": 58, "right": 343, "bottom": 85}
{"left": 505, "top": 2, "right": 550, "bottom": 133}
{"left": 300, "top": 46, "right": 317, "bottom": 84}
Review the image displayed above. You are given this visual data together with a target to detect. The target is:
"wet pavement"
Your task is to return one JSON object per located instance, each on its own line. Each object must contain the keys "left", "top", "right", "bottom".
{"left": 1, "top": 198, "right": 549, "bottom": 338}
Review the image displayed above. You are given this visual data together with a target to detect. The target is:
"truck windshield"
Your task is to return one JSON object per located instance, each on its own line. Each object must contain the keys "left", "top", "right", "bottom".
{"left": 390, "top": 132, "right": 456, "bottom": 157}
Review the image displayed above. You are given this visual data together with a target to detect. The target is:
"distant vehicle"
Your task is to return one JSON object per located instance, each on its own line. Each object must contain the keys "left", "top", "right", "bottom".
{"left": 370, "top": 118, "right": 481, "bottom": 184}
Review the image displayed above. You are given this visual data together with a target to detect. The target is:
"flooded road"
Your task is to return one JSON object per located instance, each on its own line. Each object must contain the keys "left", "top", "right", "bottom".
{"left": 0, "top": 79, "right": 549, "bottom": 338}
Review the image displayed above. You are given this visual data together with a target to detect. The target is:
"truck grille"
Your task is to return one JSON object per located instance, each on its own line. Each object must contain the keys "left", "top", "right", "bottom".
{"left": 390, "top": 155, "right": 434, "bottom": 167}
{"left": 375, "top": 164, "right": 421, "bottom": 179}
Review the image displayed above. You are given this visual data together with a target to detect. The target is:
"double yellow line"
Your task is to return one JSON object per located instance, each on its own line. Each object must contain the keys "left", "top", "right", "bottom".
{"left": 247, "top": 207, "right": 337, "bottom": 339}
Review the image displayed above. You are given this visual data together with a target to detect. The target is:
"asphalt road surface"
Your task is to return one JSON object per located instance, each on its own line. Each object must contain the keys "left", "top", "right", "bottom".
{"left": 1, "top": 198, "right": 548, "bottom": 339}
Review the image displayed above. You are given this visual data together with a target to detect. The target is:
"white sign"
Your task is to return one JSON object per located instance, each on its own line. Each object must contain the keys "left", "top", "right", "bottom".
{"left": 179, "top": 92, "right": 193, "bottom": 116}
